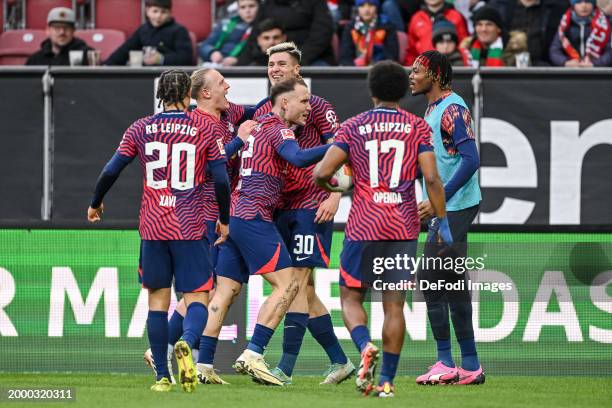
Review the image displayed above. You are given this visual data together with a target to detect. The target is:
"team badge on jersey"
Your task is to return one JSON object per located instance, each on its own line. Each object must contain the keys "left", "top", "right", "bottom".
{"left": 280, "top": 129, "right": 295, "bottom": 140}
{"left": 325, "top": 110, "right": 338, "bottom": 130}
{"left": 216, "top": 138, "right": 226, "bottom": 155}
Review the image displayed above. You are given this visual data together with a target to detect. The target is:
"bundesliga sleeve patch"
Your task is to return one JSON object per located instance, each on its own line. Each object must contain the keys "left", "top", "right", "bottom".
{"left": 216, "top": 138, "right": 226, "bottom": 155}
{"left": 280, "top": 129, "right": 295, "bottom": 140}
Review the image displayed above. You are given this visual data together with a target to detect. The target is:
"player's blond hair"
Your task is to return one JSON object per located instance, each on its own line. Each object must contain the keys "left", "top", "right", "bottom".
{"left": 190, "top": 68, "right": 211, "bottom": 100}
{"left": 266, "top": 41, "right": 302, "bottom": 64}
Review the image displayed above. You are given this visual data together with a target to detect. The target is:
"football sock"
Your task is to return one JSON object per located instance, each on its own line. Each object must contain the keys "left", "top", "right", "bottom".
{"left": 458, "top": 338, "right": 480, "bottom": 371}
{"left": 182, "top": 302, "right": 208, "bottom": 349}
{"left": 350, "top": 325, "right": 371, "bottom": 353}
{"left": 147, "top": 310, "right": 169, "bottom": 380}
{"left": 247, "top": 324, "right": 275, "bottom": 354}
{"left": 436, "top": 339, "right": 455, "bottom": 368}
{"left": 277, "top": 312, "right": 309, "bottom": 376}
{"left": 378, "top": 352, "right": 400, "bottom": 385}
{"left": 308, "top": 314, "right": 348, "bottom": 364}
{"left": 450, "top": 301, "right": 478, "bottom": 370}
{"left": 167, "top": 310, "right": 184, "bottom": 346}
{"left": 197, "top": 335, "right": 218, "bottom": 365}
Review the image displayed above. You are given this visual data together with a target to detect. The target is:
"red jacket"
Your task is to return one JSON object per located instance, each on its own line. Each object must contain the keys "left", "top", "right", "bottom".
{"left": 405, "top": 6, "right": 469, "bottom": 65}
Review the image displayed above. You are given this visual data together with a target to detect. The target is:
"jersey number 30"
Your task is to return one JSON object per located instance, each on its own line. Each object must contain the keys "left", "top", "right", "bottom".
{"left": 145, "top": 141, "right": 195, "bottom": 190}
{"left": 364, "top": 139, "right": 405, "bottom": 188}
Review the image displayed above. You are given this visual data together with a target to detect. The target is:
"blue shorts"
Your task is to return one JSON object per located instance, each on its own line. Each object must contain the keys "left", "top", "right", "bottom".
{"left": 205, "top": 220, "right": 220, "bottom": 270}
{"left": 138, "top": 238, "right": 213, "bottom": 293}
{"left": 275, "top": 209, "right": 333, "bottom": 268}
{"left": 339, "top": 239, "right": 418, "bottom": 288}
{"left": 216, "top": 216, "right": 293, "bottom": 284}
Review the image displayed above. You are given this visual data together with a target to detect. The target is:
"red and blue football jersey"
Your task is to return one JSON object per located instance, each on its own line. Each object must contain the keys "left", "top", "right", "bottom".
{"left": 231, "top": 113, "right": 296, "bottom": 221}
{"left": 254, "top": 94, "right": 338, "bottom": 209}
{"left": 117, "top": 110, "right": 226, "bottom": 240}
{"left": 334, "top": 108, "right": 433, "bottom": 241}
{"left": 189, "top": 102, "right": 245, "bottom": 221}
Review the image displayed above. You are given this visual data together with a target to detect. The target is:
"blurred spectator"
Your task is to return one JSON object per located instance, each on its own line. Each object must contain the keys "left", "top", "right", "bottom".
{"left": 380, "top": 0, "right": 408, "bottom": 31}
{"left": 200, "top": 0, "right": 259, "bottom": 66}
{"left": 405, "top": 0, "right": 468, "bottom": 65}
{"left": 105, "top": 0, "right": 193, "bottom": 66}
{"left": 599, "top": 0, "right": 612, "bottom": 22}
{"left": 237, "top": 18, "right": 287, "bottom": 65}
{"left": 461, "top": 6, "right": 527, "bottom": 66}
{"left": 255, "top": 0, "right": 336, "bottom": 65}
{"left": 394, "top": 0, "right": 425, "bottom": 31}
{"left": 340, "top": 0, "right": 399, "bottom": 65}
{"left": 26, "top": 7, "right": 93, "bottom": 66}
{"left": 432, "top": 18, "right": 470, "bottom": 65}
{"left": 549, "top": 0, "right": 611, "bottom": 66}
{"left": 506, "top": 0, "right": 565, "bottom": 65}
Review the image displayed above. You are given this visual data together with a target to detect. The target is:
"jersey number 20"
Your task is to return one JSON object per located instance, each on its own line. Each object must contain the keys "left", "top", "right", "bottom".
{"left": 145, "top": 141, "right": 195, "bottom": 190}
{"left": 364, "top": 139, "right": 405, "bottom": 188}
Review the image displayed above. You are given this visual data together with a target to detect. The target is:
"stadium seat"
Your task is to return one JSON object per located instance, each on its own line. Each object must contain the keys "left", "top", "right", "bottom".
{"left": 95, "top": 0, "right": 141, "bottom": 37}
{"left": 172, "top": 0, "right": 212, "bottom": 41}
{"left": 188, "top": 30, "right": 197, "bottom": 65}
{"left": 76, "top": 29, "right": 125, "bottom": 61}
{"left": 26, "top": 0, "right": 73, "bottom": 29}
{"left": 0, "top": 29, "right": 46, "bottom": 64}
{"left": 397, "top": 31, "right": 407, "bottom": 65}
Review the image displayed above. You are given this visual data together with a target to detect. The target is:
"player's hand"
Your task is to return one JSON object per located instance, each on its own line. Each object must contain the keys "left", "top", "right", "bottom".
{"left": 237, "top": 120, "right": 258, "bottom": 143}
{"left": 222, "top": 56, "right": 238, "bottom": 66}
{"left": 87, "top": 204, "right": 104, "bottom": 223}
{"left": 437, "top": 217, "right": 453, "bottom": 245}
{"left": 315, "top": 193, "right": 340, "bottom": 224}
{"left": 417, "top": 200, "right": 434, "bottom": 222}
{"left": 214, "top": 220, "right": 229, "bottom": 246}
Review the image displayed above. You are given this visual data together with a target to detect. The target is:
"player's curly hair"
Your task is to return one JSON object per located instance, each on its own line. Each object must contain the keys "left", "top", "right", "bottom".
{"left": 414, "top": 50, "right": 453, "bottom": 91}
{"left": 368, "top": 60, "right": 409, "bottom": 102}
{"left": 156, "top": 69, "right": 191, "bottom": 110}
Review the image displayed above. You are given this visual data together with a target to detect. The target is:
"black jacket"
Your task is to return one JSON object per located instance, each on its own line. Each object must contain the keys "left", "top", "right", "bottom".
{"left": 508, "top": 0, "right": 564, "bottom": 65}
{"left": 105, "top": 18, "right": 193, "bottom": 65}
{"left": 256, "top": 0, "right": 335, "bottom": 65}
{"left": 26, "top": 37, "right": 93, "bottom": 66}
{"left": 236, "top": 38, "right": 269, "bottom": 66}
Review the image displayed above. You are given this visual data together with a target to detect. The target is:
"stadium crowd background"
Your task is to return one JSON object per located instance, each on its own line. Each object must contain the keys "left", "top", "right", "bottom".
{"left": 1, "top": 0, "right": 611, "bottom": 67}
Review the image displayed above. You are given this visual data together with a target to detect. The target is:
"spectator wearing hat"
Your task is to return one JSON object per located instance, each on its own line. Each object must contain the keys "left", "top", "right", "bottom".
{"left": 432, "top": 18, "right": 470, "bottom": 65}
{"left": 105, "top": 0, "right": 193, "bottom": 66}
{"left": 461, "top": 5, "right": 527, "bottom": 66}
{"left": 549, "top": 0, "right": 611, "bottom": 66}
{"left": 236, "top": 18, "right": 287, "bottom": 66}
{"left": 26, "top": 7, "right": 93, "bottom": 65}
{"left": 405, "top": 0, "right": 469, "bottom": 65}
{"left": 340, "top": 0, "right": 399, "bottom": 65}
{"left": 254, "top": 0, "right": 336, "bottom": 65}
{"left": 200, "top": 0, "right": 259, "bottom": 66}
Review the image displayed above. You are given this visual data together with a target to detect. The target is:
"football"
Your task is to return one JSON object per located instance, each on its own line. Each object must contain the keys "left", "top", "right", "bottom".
{"left": 328, "top": 165, "right": 353, "bottom": 192}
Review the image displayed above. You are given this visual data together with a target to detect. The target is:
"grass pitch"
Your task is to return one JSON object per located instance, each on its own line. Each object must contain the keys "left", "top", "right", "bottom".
{"left": 0, "top": 374, "right": 610, "bottom": 408}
